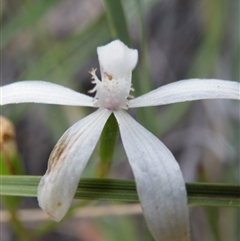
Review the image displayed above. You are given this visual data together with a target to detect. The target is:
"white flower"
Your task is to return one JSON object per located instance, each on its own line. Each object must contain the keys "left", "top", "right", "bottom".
{"left": 1, "top": 40, "right": 239, "bottom": 241}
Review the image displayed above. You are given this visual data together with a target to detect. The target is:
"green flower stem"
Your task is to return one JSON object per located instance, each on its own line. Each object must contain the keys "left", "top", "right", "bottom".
{"left": 1, "top": 175, "right": 239, "bottom": 208}
{"left": 103, "top": 0, "right": 131, "bottom": 45}
{"left": 97, "top": 114, "right": 119, "bottom": 177}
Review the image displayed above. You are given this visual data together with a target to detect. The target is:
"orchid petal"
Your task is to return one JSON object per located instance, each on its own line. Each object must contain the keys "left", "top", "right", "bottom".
{"left": 129, "top": 79, "right": 240, "bottom": 108}
{"left": 38, "top": 108, "right": 111, "bottom": 221}
{"left": 114, "top": 110, "right": 190, "bottom": 241}
{"left": 0, "top": 81, "right": 94, "bottom": 107}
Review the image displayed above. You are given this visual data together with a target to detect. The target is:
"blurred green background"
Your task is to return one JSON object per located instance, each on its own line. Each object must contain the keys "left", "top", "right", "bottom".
{"left": 1, "top": 0, "right": 239, "bottom": 240}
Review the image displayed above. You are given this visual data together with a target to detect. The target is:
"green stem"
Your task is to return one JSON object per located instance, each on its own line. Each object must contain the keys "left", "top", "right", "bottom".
{"left": 97, "top": 114, "right": 119, "bottom": 178}
{"left": 1, "top": 176, "right": 239, "bottom": 208}
{"left": 103, "top": 0, "right": 131, "bottom": 45}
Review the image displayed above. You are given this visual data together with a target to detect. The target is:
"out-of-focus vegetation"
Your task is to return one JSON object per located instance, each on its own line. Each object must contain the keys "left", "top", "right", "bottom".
{"left": 1, "top": 0, "right": 239, "bottom": 241}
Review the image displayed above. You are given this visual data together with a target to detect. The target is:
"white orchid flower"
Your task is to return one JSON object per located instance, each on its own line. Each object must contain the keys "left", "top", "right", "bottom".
{"left": 1, "top": 40, "right": 239, "bottom": 241}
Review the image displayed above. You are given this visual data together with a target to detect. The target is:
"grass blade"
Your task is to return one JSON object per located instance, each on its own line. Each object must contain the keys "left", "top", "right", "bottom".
{"left": 1, "top": 175, "right": 239, "bottom": 207}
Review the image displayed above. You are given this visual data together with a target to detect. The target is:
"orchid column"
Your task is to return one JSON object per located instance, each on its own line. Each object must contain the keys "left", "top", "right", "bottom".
{"left": 1, "top": 40, "right": 239, "bottom": 241}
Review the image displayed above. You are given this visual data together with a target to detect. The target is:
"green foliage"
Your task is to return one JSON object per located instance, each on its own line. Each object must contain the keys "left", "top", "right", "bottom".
{"left": 1, "top": 175, "right": 240, "bottom": 208}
